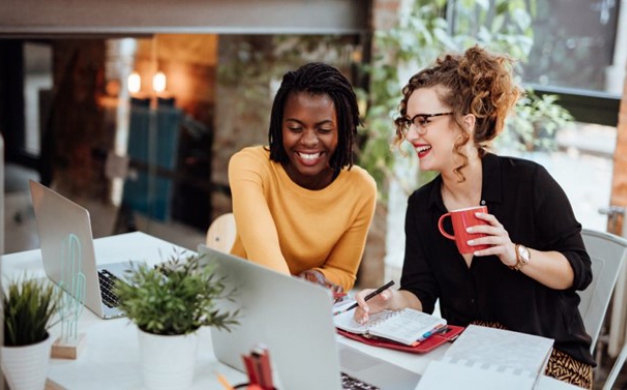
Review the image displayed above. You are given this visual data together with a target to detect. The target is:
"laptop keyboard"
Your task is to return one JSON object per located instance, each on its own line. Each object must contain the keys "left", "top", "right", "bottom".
{"left": 98, "top": 269, "right": 121, "bottom": 308}
{"left": 341, "top": 372, "right": 380, "bottom": 390}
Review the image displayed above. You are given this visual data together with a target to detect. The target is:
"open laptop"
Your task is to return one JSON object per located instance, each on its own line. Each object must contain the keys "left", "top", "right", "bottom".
{"left": 29, "top": 180, "right": 139, "bottom": 319}
{"left": 198, "top": 244, "right": 421, "bottom": 390}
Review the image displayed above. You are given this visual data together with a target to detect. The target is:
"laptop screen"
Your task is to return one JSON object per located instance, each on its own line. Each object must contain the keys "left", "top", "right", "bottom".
{"left": 29, "top": 180, "right": 106, "bottom": 316}
{"left": 199, "top": 245, "right": 421, "bottom": 390}
{"left": 199, "top": 244, "right": 344, "bottom": 390}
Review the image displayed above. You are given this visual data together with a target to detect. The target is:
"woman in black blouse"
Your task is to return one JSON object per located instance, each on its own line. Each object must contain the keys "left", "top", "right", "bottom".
{"left": 354, "top": 46, "right": 594, "bottom": 388}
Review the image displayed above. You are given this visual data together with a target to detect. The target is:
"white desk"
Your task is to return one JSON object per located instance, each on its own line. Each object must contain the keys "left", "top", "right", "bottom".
{"left": 0, "top": 232, "right": 575, "bottom": 390}
{"left": 1, "top": 232, "right": 247, "bottom": 389}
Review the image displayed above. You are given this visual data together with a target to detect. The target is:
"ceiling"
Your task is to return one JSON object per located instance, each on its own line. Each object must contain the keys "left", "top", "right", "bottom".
{"left": 0, "top": 0, "right": 372, "bottom": 37}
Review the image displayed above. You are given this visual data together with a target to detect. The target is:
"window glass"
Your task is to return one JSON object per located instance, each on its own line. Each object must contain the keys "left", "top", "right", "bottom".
{"left": 521, "top": 0, "right": 621, "bottom": 93}
{"left": 502, "top": 122, "right": 615, "bottom": 232}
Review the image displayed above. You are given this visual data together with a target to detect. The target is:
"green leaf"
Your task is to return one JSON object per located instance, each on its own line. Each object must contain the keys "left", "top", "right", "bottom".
{"left": 2, "top": 276, "right": 61, "bottom": 346}
{"left": 115, "top": 249, "right": 239, "bottom": 335}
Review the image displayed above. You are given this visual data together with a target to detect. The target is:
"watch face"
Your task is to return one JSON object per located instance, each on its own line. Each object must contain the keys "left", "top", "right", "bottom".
{"left": 518, "top": 245, "right": 531, "bottom": 263}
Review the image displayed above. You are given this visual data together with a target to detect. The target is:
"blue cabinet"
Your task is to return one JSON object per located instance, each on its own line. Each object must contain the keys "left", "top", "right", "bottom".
{"left": 123, "top": 106, "right": 182, "bottom": 221}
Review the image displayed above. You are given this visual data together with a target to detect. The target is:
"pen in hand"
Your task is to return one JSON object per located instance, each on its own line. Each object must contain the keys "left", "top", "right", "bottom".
{"left": 333, "top": 280, "right": 395, "bottom": 316}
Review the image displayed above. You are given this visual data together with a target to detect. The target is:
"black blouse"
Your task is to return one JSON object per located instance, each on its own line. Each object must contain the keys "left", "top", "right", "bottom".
{"left": 400, "top": 152, "right": 595, "bottom": 365}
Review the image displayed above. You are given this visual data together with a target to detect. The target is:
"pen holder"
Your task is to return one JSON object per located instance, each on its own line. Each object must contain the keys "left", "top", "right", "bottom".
{"left": 241, "top": 344, "right": 277, "bottom": 390}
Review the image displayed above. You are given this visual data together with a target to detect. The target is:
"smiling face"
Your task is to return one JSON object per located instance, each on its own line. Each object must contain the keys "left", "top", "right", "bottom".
{"left": 404, "top": 86, "right": 461, "bottom": 173}
{"left": 281, "top": 91, "right": 339, "bottom": 190}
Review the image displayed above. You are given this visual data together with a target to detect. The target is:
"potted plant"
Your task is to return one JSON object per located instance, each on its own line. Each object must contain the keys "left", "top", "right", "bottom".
{"left": 115, "top": 249, "right": 239, "bottom": 390}
{"left": 1, "top": 277, "right": 61, "bottom": 390}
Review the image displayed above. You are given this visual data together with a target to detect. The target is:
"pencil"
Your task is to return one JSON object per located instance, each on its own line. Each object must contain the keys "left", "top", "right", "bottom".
{"left": 333, "top": 280, "right": 395, "bottom": 316}
{"left": 216, "top": 372, "right": 235, "bottom": 390}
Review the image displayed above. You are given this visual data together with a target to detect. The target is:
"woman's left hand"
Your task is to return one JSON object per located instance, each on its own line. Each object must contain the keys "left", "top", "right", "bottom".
{"left": 467, "top": 211, "right": 517, "bottom": 268}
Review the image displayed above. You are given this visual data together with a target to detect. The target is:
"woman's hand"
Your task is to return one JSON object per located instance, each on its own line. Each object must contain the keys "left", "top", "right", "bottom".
{"left": 468, "top": 211, "right": 517, "bottom": 267}
{"left": 298, "top": 269, "right": 343, "bottom": 294}
{"left": 353, "top": 287, "right": 393, "bottom": 324}
{"left": 469, "top": 211, "right": 576, "bottom": 289}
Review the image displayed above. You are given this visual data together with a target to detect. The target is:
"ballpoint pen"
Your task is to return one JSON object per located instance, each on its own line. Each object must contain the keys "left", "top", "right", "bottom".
{"left": 333, "top": 280, "right": 395, "bottom": 316}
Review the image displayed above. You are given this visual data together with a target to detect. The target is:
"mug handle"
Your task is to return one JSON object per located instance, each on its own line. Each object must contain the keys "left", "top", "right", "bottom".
{"left": 437, "top": 213, "right": 456, "bottom": 240}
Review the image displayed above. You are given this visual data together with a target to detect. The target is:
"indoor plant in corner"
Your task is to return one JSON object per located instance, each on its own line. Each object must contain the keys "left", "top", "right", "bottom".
{"left": 115, "top": 249, "right": 239, "bottom": 390}
{"left": 1, "top": 277, "right": 61, "bottom": 390}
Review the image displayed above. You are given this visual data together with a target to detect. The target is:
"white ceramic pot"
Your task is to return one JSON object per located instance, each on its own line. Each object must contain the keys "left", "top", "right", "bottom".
{"left": 1, "top": 334, "right": 53, "bottom": 390}
{"left": 138, "top": 328, "right": 199, "bottom": 390}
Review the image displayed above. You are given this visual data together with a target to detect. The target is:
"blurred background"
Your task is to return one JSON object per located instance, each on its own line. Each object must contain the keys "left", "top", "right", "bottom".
{"left": 1, "top": 0, "right": 627, "bottom": 387}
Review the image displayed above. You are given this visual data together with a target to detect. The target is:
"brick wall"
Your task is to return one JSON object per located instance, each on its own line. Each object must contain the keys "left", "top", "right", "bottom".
{"left": 373, "top": 0, "right": 400, "bottom": 30}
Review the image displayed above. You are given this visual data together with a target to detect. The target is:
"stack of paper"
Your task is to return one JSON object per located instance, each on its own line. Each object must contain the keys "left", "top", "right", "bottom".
{"left": 416, "top": 325, "right": 554, "bottom": 390}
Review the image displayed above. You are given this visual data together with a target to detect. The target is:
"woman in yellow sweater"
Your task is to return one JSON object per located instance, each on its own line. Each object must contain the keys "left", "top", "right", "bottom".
{"left": 228, "top": 62, "right": 377, "bottom": 292}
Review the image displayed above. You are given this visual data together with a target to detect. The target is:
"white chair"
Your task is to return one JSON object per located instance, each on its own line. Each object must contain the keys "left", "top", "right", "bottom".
{"left": 579, "top": 229, "right": 627, "bottom": 351}
{"left": 0, "top": 133, "right": 4, "bottom": 255}
{"left": 578, "top": 228, "right": 627, "bottom": 389}
{"left": 604, "top": 342, "right": 627, "bottom": 390}
{"left": 205, "top": 213, "right": 236, "bottom": 253}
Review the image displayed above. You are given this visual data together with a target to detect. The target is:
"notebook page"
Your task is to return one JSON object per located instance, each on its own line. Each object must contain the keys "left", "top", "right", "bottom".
{"left": 334, "top": 309, "right": 394, "bottom": 334}
{"left": 416, "top": 356, "right": 536, "bottom": 390}
{"left": 369, "top": 308, "right": 446, "bottom": 345}
{"left": 444, "top": 325, "right": 554, "bottom": 374}
{"left": 416, "top": 326, "right": 554, "bottom": 390}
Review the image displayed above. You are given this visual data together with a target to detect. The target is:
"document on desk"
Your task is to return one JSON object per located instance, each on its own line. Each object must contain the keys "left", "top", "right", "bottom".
{"left": 334, "top": 308, "right": 447, "bottom": 346}
{"left": 415, "top": 325, "right": 554, "bottom": 390}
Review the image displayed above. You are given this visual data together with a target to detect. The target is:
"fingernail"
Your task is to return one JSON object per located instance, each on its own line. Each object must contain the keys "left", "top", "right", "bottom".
{"left": 468, "top": 240, "right": 474, "bottom": 245}
{"left": 475, "top": 212, "right": 482, "bottom": 217}
{"left": 364, "top": 306, "right": 369, "bottom": 313}
{"left": 467, "top": 227, "right": 473, "bottom": 233}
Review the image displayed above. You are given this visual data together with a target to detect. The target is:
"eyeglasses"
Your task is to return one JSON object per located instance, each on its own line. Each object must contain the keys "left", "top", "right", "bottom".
{"left": 398, "top": 112, "right": 453, "bottom": 135}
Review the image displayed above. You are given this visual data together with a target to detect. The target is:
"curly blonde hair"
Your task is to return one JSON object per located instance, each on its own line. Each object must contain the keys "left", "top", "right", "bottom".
{"left": 393, "top": 46, "right": 521, "bottom": 182}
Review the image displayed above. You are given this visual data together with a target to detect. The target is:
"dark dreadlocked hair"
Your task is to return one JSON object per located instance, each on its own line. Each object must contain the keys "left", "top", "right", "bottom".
{"left": 268, "top": 62, "right": 361, "bottom": 171}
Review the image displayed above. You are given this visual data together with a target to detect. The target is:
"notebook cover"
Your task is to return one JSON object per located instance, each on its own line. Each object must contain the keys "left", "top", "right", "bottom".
{"left": 337, "top": 325, "right": 464, "bottom": 354}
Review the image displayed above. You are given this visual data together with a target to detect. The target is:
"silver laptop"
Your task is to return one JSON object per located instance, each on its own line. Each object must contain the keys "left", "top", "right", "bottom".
{"left": 29, "top": 180, "right": 139, "bottom": 319}
{"left": 199, "top": 244, "right": 421, "bottom": 390}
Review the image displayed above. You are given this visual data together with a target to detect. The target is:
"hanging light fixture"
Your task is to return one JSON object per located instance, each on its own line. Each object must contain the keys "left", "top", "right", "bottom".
{"left": 128, "top": 71, "right": 141, "bottom": 94}
{"left": 152, "top": 71, "right": 166, "bottom": 94}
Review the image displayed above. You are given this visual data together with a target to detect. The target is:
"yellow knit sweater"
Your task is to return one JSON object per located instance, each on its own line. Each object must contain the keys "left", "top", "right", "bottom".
{"left": 228, "top": 146, "right": 377, "bottom": 291}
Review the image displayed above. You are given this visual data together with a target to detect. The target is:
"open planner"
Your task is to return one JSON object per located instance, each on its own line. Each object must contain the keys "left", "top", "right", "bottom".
{"left": 334, "top": 308, "right": 448, "bottom": 346}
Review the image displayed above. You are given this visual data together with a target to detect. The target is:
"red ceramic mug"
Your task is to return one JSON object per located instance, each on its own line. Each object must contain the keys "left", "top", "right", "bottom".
{"left": 437, "top": 206, "right": 490, "bottom": 254}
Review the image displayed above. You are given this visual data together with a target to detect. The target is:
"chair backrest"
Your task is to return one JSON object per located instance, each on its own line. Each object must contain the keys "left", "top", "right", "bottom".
{"left": 206, "top": 212, "right": 236, "bottom": 253}
{"left": 0, "top": 133, "right": 4, "bottom": 255}
{"left": 578, "top": 228, "right": 627, "bottom": 352}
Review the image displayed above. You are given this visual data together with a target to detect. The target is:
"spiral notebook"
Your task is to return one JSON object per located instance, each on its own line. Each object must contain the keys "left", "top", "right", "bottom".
{"left": 416, "top": 325, "right": 554, "bottom": 390}
{"left": 334, "top": 308, "right": 447, "bottom": 346}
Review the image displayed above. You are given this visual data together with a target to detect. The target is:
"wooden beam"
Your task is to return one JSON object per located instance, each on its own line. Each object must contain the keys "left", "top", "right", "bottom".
{"left": 0, "top": 0, "right": 371, "bottom": 36}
